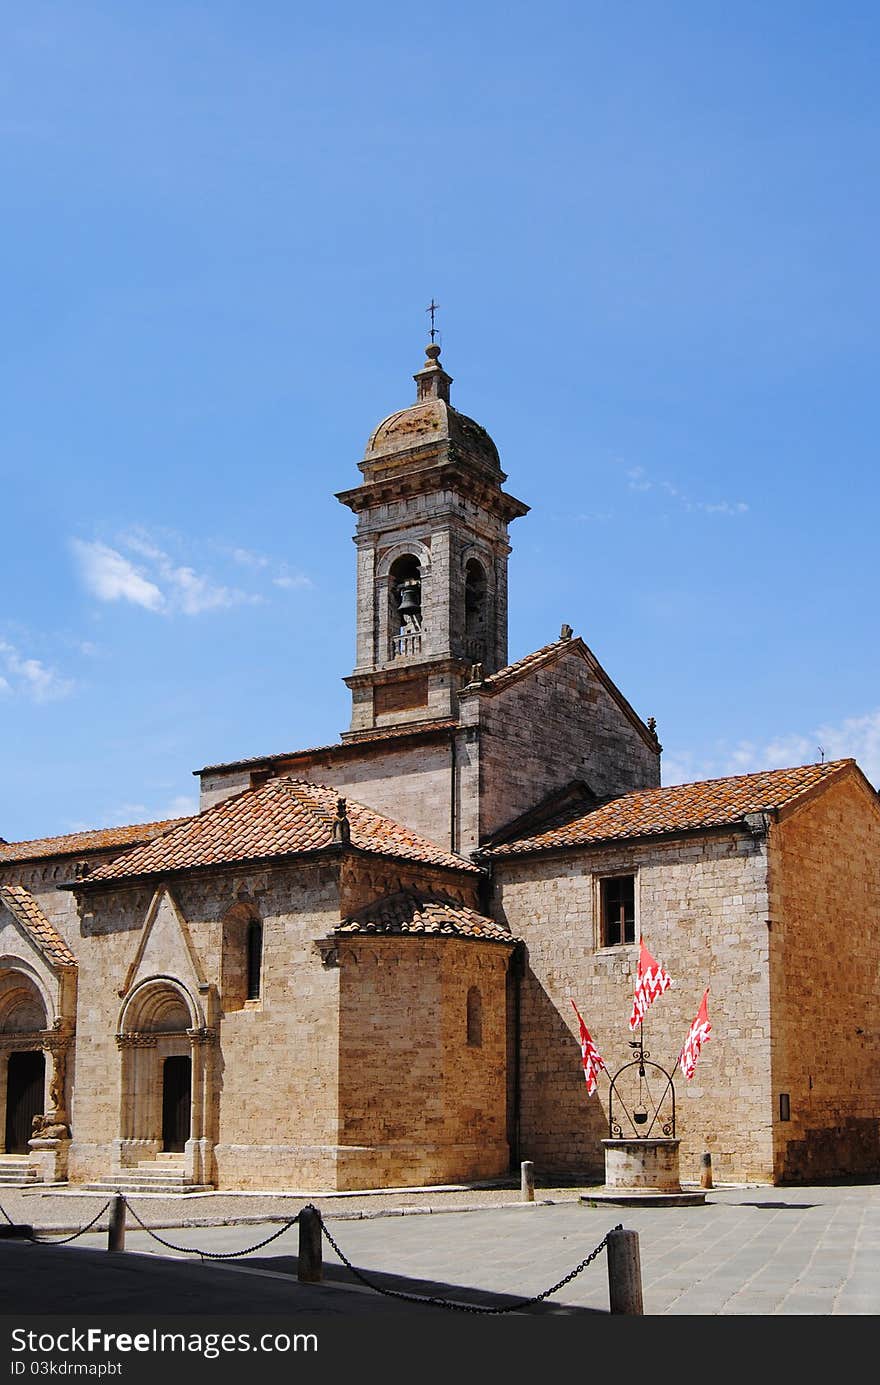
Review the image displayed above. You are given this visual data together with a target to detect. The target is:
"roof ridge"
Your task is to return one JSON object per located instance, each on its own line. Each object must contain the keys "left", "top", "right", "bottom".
{"left": 0, "top": 814, "right": 192, "bottom": 854}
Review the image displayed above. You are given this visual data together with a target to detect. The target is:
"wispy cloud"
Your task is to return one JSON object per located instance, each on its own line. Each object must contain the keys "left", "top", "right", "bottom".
{"left": 230, "top": 545, "right": 313, "bottom": 591}
{"left": 662, "top": 708, "right": 880, "bottom": 789}
{"left": 230, "top": 547, "right": 270, "bottom": 569}
{"left": 625, "top": 465, "right": 748, "bottom": 517}
{"left": 71, "top": 539, "right": 164, "bottom": 611}
{"left": 72, "top": 532, "right": 262, "bottom": 616}
{"left": 0, "top": 640, "right": 74, "bottom": 703}
{"left": 273, "top": 572, "right": 313, "bottom": 591}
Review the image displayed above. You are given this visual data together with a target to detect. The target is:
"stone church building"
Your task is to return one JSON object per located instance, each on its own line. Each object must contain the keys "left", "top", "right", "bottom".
{"left": 1, "top": 342, "right": 878, "bottom": 1192}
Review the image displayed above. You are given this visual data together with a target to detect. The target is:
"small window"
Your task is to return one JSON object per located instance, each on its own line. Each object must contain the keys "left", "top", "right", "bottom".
{"left": 600, "top": 875, "right": 635, "bottom": 947}
{"left": 466, "top": 986, "right": 482, "bottom": 1047}
{"left": 246, "top": 919, "right": 263, "bottom": 1000}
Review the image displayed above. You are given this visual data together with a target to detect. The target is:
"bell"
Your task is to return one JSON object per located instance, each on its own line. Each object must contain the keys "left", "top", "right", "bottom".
{"left": 396, "top": 579, "right": 421, "bottom": 616}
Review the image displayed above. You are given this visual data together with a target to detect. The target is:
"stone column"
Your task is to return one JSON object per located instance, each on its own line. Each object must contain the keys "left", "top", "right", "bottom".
{"left": 114, "top": 1033, "right": 158, "bottom": 1167}
{"left": 187, "top": 1028, "right": 217, "bottom": 1187}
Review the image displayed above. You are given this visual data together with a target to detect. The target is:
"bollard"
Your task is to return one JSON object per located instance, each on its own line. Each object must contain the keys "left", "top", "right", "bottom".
{"left": 700, "top": 1151, "right": 713, "bottom": 1190}
{"left": 521, "top": 1160, "right": 535, "bottom": 1202}
{"left": 297, "top": 1205, "right": 322, "bottom": 1283}
{"left": 606, "top": 1228, "right": 643, "bottom": 1315}
{"left": 107, "top": 1194, "right": 126, "bottom": 1252}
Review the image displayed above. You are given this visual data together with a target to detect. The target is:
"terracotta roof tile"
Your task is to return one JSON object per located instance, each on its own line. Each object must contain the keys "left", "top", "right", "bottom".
{"left": 86, "top": 777, "right": 480, "bottom": 883}
{"left": 336, "top": 890, "right": 514, "bottom": 943}
{"left": 475, "top": 640, "right": 566, "bottom": 691}
{"left": 0, "top": 818, "right": 192, "bottom": 865}
{"left": 0, "top": 885, "right": 77, "bottom": 966}
{"left": 489, "top": 760, "right": 854, "bottom": 856}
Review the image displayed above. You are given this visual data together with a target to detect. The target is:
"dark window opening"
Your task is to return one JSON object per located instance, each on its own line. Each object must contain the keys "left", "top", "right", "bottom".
{"left": 601, "top": 875, "right": 635, "bottom": 947}
{"left": 464, "top": 559, "right": 486, "bottom": 634}
{"left": 246, "top": 919, "right": 263, "bottom": 1000}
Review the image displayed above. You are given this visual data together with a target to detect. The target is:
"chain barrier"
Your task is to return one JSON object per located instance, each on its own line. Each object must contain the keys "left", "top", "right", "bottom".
{"left": 2, "top": 1194, "right": 621, "bottom": 1311}
{"left": 0, "top": 1198, "right": 113, "bottom": 1245}
{"left": 122, "top": 1199, "right": 301, "bottom": 1260}
{"left": 34, "top": 1200, "right": 114, "bottom": 1246}
{"left": 312, "top": 1206, "right": 624, "bottom": 1314}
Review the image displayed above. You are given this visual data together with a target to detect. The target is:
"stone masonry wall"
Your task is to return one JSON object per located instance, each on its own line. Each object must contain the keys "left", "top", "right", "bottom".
{"left": 493, "top": 831, "right": 774, "bottom": 1185}
{"left": 200, "top": 743, "right": 456, "bottom": 852}
{"left": 66, "top": 862, "right": 343, "bottom": 1188}
{"left": 768, "top": 771, "right": 880, "bottom": 1181}
{"left": 473, "top": 647, "right": 660, "bottom": 846}
{"left": 336, "top": 936, "right": 510, "bottom": 1188}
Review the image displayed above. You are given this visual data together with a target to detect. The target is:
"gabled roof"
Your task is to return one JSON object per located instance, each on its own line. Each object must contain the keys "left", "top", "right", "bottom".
{"left": 84, "top": 777, "right": 480, "bottom": 884}
{"left": 336, "top": 890, "right": 514, "bottom": 943}
{"left": 0, "top": 817, "right": 192, "bottom": 866}
{"left": 462, "top": 634, "right": 659, "bottom": 751}
{"left": 0, "top": 885, "right": 77, "bottom": 966}
{"left": 488, "top": 760, "right": 857, "bottom": 856}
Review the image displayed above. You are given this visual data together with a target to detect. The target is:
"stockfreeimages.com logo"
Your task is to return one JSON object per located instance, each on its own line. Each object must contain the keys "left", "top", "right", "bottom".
{"left": 10, "top": 1328, "right": 317, "bottom": 1363}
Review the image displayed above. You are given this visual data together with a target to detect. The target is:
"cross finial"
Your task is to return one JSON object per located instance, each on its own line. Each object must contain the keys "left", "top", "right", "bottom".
{"left": 426, "top": 298, "right": 439, "bottom": 342}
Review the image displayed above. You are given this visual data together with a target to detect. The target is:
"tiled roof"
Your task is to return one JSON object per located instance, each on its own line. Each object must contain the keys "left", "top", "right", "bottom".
{"left": 336, "top": 890, "right": 514, "bottom": 943}
{"left": 0, "top": 885, "right": 77, "bottom": 966}
{"left": 86, "top": 777, "right": 480, "bottom": 883}
{"left": 474, "top": 639, "right": 566, "bottom": 691}
{"left": 489, "top": 761, "right": 854, "bottom": 856}
{"left": 0, "top": 818, "right": 192, "bottom": 865}
{"left": 197, "top": 720, "right": 457, "bottom": 774}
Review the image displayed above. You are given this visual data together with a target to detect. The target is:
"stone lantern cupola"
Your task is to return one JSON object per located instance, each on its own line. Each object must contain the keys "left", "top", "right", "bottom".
{"left": 336, "top": 343, "right": 529, "bottom": 735}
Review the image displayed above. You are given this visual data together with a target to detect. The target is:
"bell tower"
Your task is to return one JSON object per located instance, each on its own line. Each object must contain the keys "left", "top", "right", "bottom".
{"left": 336, "top": 342, "right": 529, "bottom": 734}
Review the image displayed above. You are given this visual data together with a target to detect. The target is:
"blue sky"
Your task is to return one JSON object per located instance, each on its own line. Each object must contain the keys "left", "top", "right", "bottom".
{"left": 3, "top": 1, "right": 879, "bottom": 842}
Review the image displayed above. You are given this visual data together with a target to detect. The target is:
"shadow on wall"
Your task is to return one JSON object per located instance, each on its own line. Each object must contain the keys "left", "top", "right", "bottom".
{"left": 515, "top": 964, "right": 608, "bottom": 1181}
{"left": 781, "top": 1117, "right": 880, "bottom": 1182}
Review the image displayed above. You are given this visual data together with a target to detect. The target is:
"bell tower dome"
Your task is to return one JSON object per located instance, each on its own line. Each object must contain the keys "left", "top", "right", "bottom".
{"left": 336, "top": 341, "right": 529, "bottom": 735}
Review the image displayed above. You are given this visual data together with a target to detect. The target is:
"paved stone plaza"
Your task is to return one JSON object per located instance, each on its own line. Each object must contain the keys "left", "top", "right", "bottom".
{"left": 0, "top": 1180, "right": 876, "bottom": 1315}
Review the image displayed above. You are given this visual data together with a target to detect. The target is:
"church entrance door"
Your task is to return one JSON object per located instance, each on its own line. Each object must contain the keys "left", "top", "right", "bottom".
{"left": 161, "top": 1055, "right": 191, "bottom": 1153}
{"left": 5, "top": 1051, "right": 45, "bottom": 1154}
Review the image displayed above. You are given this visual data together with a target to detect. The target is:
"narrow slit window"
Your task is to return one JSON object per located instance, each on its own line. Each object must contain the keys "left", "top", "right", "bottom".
{"left": 246, "top": 919, "right": 263, "bottom": 1000}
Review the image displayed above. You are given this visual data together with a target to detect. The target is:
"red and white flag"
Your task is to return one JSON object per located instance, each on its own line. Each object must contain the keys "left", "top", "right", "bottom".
{"left": 628, "top": 937, "right": 672, "bottom": 1030}
{"left": 570, "top": 999, "right": 605, "bottom": 1095}
{"left": 679, "top": 988, "right": 711, "bottom": 1080}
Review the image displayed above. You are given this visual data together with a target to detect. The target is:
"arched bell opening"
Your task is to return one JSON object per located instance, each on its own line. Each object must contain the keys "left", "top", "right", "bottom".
{"left": 389, "top": 554, "right": 423, "bottom": 658}
{"left": 464, "top": 558, "right": 487, "bottom": 662}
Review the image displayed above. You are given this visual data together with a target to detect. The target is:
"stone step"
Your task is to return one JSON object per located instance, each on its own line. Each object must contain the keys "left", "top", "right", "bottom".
{"left": 83, "top": 1180, "right": 211, "bottom": 1195}
{"left": 0, "top": 1160, "right": 38, "bottom": 1184}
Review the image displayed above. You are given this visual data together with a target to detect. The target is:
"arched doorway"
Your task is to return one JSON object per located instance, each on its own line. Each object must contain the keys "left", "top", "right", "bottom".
{"left": 4, "top": 1051, "right": 45, "bottom": 1153}
{"left": 161, "top": 1055, "right": 191, "bottom": 1152}
{"left": 115, "top": 977, "right": 216, "bottom": 1185}
{"left": 0, "top": 969, "right": 49, "bottom": 1156}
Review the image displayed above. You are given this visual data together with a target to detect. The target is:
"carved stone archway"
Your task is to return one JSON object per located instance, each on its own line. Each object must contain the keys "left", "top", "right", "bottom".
{"left": 0, "top": 961, "right": 75, "bottom": 1178}
{"left": 115, "top": 977, "right": 217, "bottom": 1185}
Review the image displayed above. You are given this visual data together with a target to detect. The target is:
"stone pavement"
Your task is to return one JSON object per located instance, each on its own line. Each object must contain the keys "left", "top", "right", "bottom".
{"left": 0, "top": 1178, "right": 877, "bottom": 1316}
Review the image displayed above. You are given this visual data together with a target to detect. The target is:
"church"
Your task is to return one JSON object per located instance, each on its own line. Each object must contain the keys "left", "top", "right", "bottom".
{"left": 1, "top": 340, "right": 878, "bottom": 1192}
